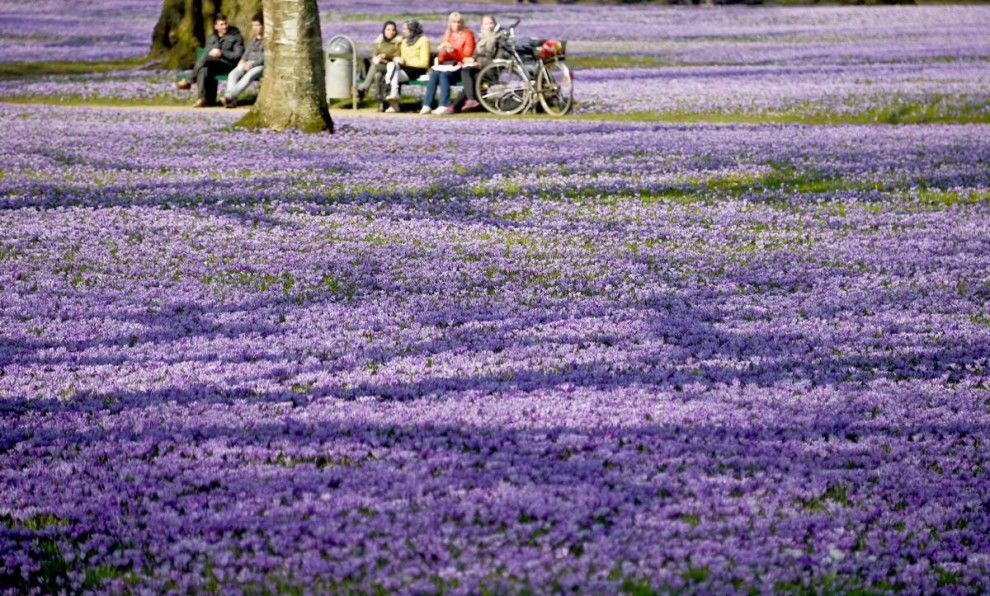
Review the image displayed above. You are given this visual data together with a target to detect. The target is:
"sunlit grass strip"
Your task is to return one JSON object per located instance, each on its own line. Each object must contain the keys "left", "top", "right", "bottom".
{"left": 569, "top": 101, "right": 990, "bottom": 125}
{"left": 0, "top": 95, "right": 189, "bottom": 107}
{"left": 0, "top": 57, "right": 149, "bottom": 80}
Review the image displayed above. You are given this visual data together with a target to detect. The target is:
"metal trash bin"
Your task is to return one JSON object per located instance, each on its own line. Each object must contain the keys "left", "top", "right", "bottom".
{"left": 325, "top": 35, "right": 357, "bottom": 109}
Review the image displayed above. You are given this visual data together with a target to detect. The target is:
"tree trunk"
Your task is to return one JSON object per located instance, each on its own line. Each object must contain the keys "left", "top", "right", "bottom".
{"left": 151, "top": 0, "right": 262, "bottom": 69}
{"left": 237, "top": 0, "right": 334, "bottom": 133}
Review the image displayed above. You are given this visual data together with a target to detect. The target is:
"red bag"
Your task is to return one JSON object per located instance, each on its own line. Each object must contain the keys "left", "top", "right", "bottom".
{"left": 539, "top": 39, "right": 564, "bottom": 61}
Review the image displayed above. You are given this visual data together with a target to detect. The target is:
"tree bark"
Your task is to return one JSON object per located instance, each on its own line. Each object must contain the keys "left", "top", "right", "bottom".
{"left": 151, "top": 0, "right": 262, "bottom": 69}
{"left": 237, "top": 0, "right": 334, "bottom": 133}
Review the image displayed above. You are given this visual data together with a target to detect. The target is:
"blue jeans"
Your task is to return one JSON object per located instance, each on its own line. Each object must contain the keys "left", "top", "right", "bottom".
{"left": 224, "top": 64, "right": 264, "bottom": 101}
{"left": 422, "top": 69, "right": 458, "bottom": 109}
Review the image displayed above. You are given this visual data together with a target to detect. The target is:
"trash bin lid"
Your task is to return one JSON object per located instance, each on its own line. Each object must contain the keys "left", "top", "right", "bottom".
{"left": 327, "top": 37, "right": 354, "bottom": 58}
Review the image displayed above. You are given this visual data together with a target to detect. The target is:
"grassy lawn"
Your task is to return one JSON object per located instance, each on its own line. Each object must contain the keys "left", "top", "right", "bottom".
{"left": 0, "top": 57, "right": 149, "bottom": 80}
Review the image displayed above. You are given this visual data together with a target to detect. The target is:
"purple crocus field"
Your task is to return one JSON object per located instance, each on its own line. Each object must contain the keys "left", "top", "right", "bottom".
{"left": 1, "top": 1, "right": 988, "bottom": 119}
{"left": 2, "top": 2, "right": 990, "bottom": 594}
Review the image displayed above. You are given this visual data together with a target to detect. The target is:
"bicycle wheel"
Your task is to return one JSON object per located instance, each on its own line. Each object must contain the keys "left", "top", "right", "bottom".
{"left": 537, "top": 60, "right": 573, "bottom": 116}
{"left": 476, "top": 60, "right": 532, "bottom": 116}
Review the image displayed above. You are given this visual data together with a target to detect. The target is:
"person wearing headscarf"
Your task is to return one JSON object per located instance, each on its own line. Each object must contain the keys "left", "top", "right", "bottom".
{"left": 358, "top": 20, "right": 402, "bottom": 101}
{"left": 383, "top": 20, "right": 430, "bottom": 113}
{"left": 420, "top": 11, "right": 475, "bottom": 115}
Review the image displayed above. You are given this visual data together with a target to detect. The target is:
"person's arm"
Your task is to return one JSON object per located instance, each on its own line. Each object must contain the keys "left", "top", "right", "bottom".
{"left": 222, "top": 32, "right": 244, "bottom": 62}
{"left": 461, "top": 31, "right": 475, "bottom": 62}
{"left": 205, "top": 34, "right": 221, "bottom": 59}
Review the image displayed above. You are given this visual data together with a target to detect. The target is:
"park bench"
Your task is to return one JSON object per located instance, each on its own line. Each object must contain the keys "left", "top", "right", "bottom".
{"left": 407, "top": 73, "right": 463, "bottom": 90}
{"left": 175, "top": 49, "right": 263, "bottom": 84}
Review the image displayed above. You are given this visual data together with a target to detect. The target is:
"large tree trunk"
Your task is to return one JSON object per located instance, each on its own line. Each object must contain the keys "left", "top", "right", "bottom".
{"left": 238, "top": 0, "right": 334, "bottom": 133}
{"left": 151, "top": 0, "right": 262, "bottom": 69}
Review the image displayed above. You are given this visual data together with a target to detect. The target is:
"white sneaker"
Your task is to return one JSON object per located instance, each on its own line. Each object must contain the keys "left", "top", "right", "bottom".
{"left": 385, "top": 106, "right": 398, "bottom": 113}
{"left": 419, "top": 106, "right": 432, "bottom": 115}
{"left": 385, "top": 93, "right": 400, "bottom": 101}
{"left": 432, "top": 105, "right": 454, "bottom": 115}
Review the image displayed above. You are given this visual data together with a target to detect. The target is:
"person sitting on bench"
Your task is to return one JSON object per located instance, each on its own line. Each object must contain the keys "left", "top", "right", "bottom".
{"left": 175, "top": 14, "right": 244, "bottom": 108}
{"left": 358, "top": 20, "right": 402, "bottom": 102}
{"left": 383, "top": 20, "right": 430, "bottom": 113}
{"left": 420, "top": 11, "right": 475, "bottom": 115}
{"left": 456, "top": 14, "right": 500, "bottom": 113}
{"left": 222, "top": 13, "right": 264, "bottom": 109}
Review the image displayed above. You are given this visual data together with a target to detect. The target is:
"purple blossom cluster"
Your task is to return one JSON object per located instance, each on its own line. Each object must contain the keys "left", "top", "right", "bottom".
{"left": 3, "top": 2, "right": 988, "bottom": 119}
{"left": 1, "top": 103, "right": 989, "bottom": 592}
{"left": 0, "top": 70, "right": 186, "bottom": 103}
{"left": 576, "top": 61, "right": 990, "bottom": 116}
{"left": 0, "top": 0, "right": 158, "bottom": 63}
{"left": 330, "top": 4, "right": 990, "bottom": 66}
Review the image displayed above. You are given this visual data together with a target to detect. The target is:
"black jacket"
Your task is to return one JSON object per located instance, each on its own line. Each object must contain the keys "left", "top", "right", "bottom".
{"left": 204, "top": 27, "right": 244, "bottom": 67}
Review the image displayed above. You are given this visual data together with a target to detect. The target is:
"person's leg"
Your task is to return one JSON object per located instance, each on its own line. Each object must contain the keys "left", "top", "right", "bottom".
{"left": 461, "top": 67, "right": 477, "bottom": 101}
{"left": 459, "top": 67, "right": 481, "bottom": 111}
{"left": 196, "top": 64, "right": 211, "bottom": 101}
{"left": 224, "top": 65, "right": 246, "bottom": 101}
{"left": 437, "top": 70, "right": 454, "bottom": 108}
{"left": 422, "top": 70, "right": 440, "bottom": 109}
{"left": 245, "top": 65, "right": 263, "bottom": 87}
{"left": 185, "top": 53, "right": 208, "bottom": 85}
{"left": 386, "top": 63, "right": 408, "bottom": 99}
{"left": 200, "top": 61, "right": 230, "bottom": 104}
{"left": 227, "top": 65, "right": 262, "bottom": 100}
{"left": 364, "top": 64, "right": 386, "bottom": 99}
{"left": 385, "top": 66, "right": 409, "bottom": 111}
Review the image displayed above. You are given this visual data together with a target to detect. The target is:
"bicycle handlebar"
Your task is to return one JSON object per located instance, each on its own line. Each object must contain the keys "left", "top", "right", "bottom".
{"left": 501, "top": 16, "right": 522, "bottom": 33}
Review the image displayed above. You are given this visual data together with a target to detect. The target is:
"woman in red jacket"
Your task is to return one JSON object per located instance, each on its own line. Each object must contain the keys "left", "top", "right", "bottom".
{"left": 420, "top": 12, "right": 475, "bottom": 115}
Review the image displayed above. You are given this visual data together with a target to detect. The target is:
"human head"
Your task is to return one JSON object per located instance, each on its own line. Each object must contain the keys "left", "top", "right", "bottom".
{"left": 404, "top": 20, "right": 422, "bottom": 40}
{"left": 214, "top": 14, "right": 229, "bottom": 36}
{"left": 447, "top": 11, "right": 464, "bottom": 33}
{"left": 481, "top": 14, "right": 497, "bottom": 33}
{"left": 382, "top": 20, "right": 397, "bottom": 41}
{"left": 251, "top": 13, "right": 263, "bottom": 39}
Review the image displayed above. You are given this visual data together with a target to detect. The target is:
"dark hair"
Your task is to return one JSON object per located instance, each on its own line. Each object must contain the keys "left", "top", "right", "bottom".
{"left": 214, "top": 13, "right": 228, "bottom": 23}
{"left": 252, "top": 12, "right": 263, "bottom": 24}
{"left": 382, "top": 20, "right": 397, "bottom": 40}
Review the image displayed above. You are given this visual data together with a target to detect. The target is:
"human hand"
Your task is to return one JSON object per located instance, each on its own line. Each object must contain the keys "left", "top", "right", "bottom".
{"left": 243, "top": 60, "right": 253, "bottom": 69}
{"left": 208, "top": 48, "right": 222, "bottom": 58}
{"left": 371, "top": 56, "right": 381, "bottom": 65}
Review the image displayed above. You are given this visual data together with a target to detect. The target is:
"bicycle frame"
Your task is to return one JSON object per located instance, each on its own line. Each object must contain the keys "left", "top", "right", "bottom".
{"left": 477, "top": 16, "right": 571, "bottom": 116}
{"left": 501, "top": 20, "right": 548, "bottom": 114}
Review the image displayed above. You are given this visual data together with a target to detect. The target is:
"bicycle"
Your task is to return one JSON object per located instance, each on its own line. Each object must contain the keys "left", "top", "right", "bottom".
{"left": 475, "top": 17, "right": 574, "bottom": 117}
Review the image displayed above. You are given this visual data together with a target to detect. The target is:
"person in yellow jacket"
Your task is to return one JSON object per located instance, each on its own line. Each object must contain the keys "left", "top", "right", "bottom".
{"left": 384, "top": 20, "right": 430, "bottom": 113}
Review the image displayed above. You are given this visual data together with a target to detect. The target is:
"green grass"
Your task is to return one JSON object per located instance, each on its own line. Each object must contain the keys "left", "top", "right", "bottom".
{"left": 568, "top": 55, "right": 683, "bottom": 69}
{"left": 0, "top": 57, "right": 148, "bottom": 80}
{"left": 0, "top": 95, "right": 188, "bottom": 107}
{"left": 570, "top": 102, "right": 990, "bottom": 125}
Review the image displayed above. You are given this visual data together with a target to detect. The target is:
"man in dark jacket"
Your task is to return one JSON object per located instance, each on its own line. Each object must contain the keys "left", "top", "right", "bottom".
{"left": 175, "top": 14, "right": 244, "bottom": 107}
